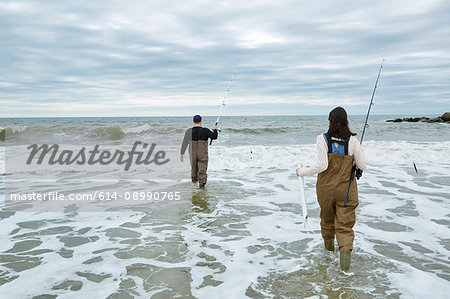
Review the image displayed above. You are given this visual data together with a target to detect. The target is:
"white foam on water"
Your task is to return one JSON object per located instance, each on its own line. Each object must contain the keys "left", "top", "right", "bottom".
{"left": 388, "top": 267, "right": 450, "bottom": 298}
{"left": 0, "top": 210, "right": 193, "bottom": 298}
{"left": 181, "top": 171, "right": 319, "bottom": 297}
{"left": 1, "top": 126, "right": 28, "bottom": 134}
{"left": 1, "top": 139, "right": 449, "bottom": 297}
{"left": 208, "top": 141, "right": 450, "bottom": 170}
{"left": 183, "top": 141, "right": 450, "bottom": 297}
{"left": 121, "top": 124, "right": 154, "bottom": 134}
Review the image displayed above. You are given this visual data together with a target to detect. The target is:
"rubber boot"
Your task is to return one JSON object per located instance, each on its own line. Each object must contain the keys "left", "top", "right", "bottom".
{"left": 324, "top": 240, "right": 334, "bottom": 252}
{"left": 340, "top": 250, "right": 351, "bottom": 271}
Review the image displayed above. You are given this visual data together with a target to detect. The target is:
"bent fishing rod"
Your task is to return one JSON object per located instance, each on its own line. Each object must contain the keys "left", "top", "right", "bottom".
{"left": 344, "top": 59, "right": 384, "bottom": 207}
{"left": 210, "top": 67, "right": 238, "bottom": 145}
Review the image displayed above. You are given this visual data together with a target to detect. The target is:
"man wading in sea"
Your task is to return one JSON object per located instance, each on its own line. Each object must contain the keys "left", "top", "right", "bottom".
{"left": 296, "top": 107, "right": 367, "bottom": 271}
{"left": 180, "top": 115, "right": 218, "bottom": 188}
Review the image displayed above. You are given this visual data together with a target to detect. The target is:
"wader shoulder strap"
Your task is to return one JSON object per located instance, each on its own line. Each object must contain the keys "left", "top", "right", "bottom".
{"left": 324, "top": 133, "right": 333, "bottom": 154}
{"left": 344, "top": 139, "right": 349, "bottom": 155}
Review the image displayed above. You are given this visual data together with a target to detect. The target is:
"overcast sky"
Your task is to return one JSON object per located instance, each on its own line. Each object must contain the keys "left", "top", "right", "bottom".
{"left": 1, "top": 0, "right": 449, "bottom": 117}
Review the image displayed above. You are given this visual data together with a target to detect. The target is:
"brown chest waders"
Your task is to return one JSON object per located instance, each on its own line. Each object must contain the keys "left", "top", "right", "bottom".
{"left": 189, "top": 140, "right": 209, "bottom": 186}
{"left": 316, "top": 137, "right": 358, "bottom": 252}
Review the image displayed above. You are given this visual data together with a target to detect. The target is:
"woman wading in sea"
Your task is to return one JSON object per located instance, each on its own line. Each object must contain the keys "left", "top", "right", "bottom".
{"left": 296, "top": 106, "right": 367, "bottom": 271}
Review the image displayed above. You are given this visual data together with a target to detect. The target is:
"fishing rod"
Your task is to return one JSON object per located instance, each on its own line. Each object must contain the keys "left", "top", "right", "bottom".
{"left": 360, "top": 59, "right": 384, "bottom": 143}
{"left": 210, "top": 67, "right": 238, "bottom": 145}
{"left": 344, "top": 59, "right": 384, "bottom": 207}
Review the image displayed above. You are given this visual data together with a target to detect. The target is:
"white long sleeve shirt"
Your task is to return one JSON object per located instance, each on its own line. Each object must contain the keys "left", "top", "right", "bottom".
{"left": 299, "top": 134, "right": 368, "bottom": 176}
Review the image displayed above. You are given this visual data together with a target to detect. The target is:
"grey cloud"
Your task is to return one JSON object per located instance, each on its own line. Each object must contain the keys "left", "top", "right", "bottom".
{"left": 0, "top": 0, "right": 449, "bottom": 116}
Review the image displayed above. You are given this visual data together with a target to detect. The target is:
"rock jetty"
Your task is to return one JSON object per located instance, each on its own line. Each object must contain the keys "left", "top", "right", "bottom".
{"left": 387, "top": 112, "right": 450, "bottom": 123}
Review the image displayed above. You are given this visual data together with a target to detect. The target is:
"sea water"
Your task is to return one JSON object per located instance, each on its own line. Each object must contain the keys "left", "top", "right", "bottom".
{"left": 0, "top": 116, "right": 449, "bottom": 298}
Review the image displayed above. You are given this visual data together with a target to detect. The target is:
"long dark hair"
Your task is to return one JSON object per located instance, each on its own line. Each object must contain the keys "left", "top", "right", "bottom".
{"left": 327, "top": 106, "right": 356, "bottom": 139}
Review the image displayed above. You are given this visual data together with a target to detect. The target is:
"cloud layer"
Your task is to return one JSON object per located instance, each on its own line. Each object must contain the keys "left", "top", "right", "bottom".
{"left": 1, "top": 0, "right": 449, "bottom": 116}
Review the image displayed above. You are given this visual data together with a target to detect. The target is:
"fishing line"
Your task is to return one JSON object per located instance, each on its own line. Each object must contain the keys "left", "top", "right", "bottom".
{"left": 210, "top": 66, "right": 238, "bottom": 145}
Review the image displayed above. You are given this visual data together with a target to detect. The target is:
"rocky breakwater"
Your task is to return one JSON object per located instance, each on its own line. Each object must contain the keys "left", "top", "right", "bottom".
{"left": 387, "top": 112, "right": 450, "bottom": 123}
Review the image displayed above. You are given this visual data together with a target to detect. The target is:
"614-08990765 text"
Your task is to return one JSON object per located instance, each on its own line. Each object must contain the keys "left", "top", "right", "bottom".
{"left": 7, "top": 191, "right": 181, "bottom": 201}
